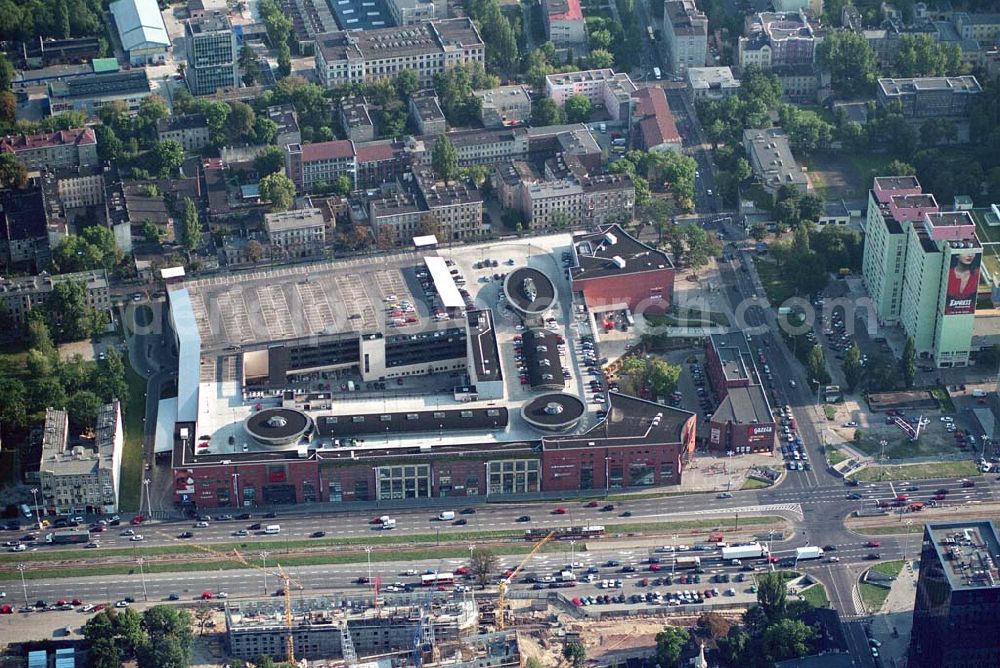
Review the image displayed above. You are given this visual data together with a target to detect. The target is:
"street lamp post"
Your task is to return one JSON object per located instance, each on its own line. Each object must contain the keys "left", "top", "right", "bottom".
{"left": 569, "top": 541, "right": 576, "bottom": 570}
{"left": 30, "top": 488, "right": 41, "bottom": 530}
{"left": 364, "top": 546, "right": 373, "bottom": 586}
{"left": 137, "top": 558, "right": 148, "bottom": 601}
{"left": 260, "top": 551, "right": 269, "bottom": 594}
{"left": 17, "top": 563, "right": 27, "bottom": 606}
{"left": 604, "top": 455, "right": 610, "bottom": 498}
{"left": 232, "top": 473, "right": 240, "bottom": 508}
{"left": 142, "top": 478, "right": 153, "bottom": 517}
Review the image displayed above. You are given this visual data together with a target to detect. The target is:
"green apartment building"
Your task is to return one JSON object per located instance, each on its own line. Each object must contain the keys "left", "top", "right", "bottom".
{"left": 863, "top": 177, "right": 981, "bottom": 367}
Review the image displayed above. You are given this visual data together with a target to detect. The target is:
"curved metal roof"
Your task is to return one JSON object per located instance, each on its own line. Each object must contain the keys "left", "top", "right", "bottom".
{"left": 110, "top": 0, "right": 170, "bottom": 52}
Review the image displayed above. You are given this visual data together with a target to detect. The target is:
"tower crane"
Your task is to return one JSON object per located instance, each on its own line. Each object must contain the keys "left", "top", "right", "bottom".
{"left": 497, "top": 531, "right": 555, "bottom": 630}
{"left": 410, "top": 557, "right": 445, "bottom": 667}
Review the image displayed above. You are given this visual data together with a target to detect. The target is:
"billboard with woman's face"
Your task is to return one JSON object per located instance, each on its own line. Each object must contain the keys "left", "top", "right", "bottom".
{"left": 944, "top": 251, "right": 981, "bottom": 315}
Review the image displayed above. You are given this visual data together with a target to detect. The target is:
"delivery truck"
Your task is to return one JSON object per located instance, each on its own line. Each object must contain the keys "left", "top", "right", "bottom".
{"left": 675, "top": 556, "right": 701, "bottom": 569}
{"left": 795, "top": 546, "right": 824, "bottom": 561}
{"left": 722, "top": 543, "right": 768, "bottom": 561}
{"left": 45, "top": 530, "right": 89, "bottom": 544}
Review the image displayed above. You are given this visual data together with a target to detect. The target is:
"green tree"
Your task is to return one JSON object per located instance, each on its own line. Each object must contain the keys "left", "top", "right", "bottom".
{"left": 648, "top": 359, "right": 681, "bottom": 397}
{"left": 239, "top": 44, "right": 261, "bottom": 86}
{"left": 259, "top": 172, "right": 296, "bottom": 211}
{"left": 142, "top": 606, "right": 194, "bottom": 646}
{"left": 432, "top": 134, "right": 459, "bottom": 185}
{"left": 181, "top": 197, "right": 201, "bottom": 252}
{"left": 47, "top": 279, "right": 93, "bottom": 342}
{"left": 67, "top": 389, "right": 103, "bottom": 425}
{"left": 254, "top": 145, "right": 286, "bottom": 176}
{"left": 902, "top": 336, "right": 916, "bottom": 388}
{"left": 395, "top": 69, "right": 419, "bottom": 99}
{"left": 887, "top": 159, "right": 916, "bottom": 176}
{"left": 683, "top": 224, "right": 715, "bottom": 269}
{"left": 0, "top": 53, "right": 13, "bottom": 90}
{"left": 807, "top": 344, "right": 831, "bottom": 385}
{"left": 816, "top": 30, "right": 877, "bottom": 95}
{"left": 27, "top": 316, "right": 57, "bottom": 359}
{"left": 563, "top": 95, "right": 593, "bottom": 123}
{"left": 226, "top": 101, "right": 256, "bottom": 142}
{"left": 756, "top": 571, "right": 788, "bottom": 622}
{"left": 588, "top": 48, "right": 615, "bottom": 69}
{"left": 531, "top": 97, "right": 564, "bottom": 126}
{"left": 0, "top": 153, "right": 27, "bottom": 189}
{"left": 717, "top": 626, "right": 749, "bottom": 666}
{"left": 524, "top": 659, "right": 543, "bottom": 668}
{"left": 29, "top": 376, "right": 66, "bottom": 413}
{"left": 152, "top": 140, "right": 184, "bottom": 177}
{"left": 749, "top": 223, "right": 767, "bottom": 241}
{"left": 798, "top": 194, "right": 824, "bottom": 222}
{"left": 562, "top": 642, "right": 586, "bottom": 668}
{"left": 655, "top": 626, "right": 690, "bottom": 667}
{"left": 697, "top": 611, "right": 732, "bottom": 640}
{"left": 793, "top": 224, "right": 811, "bottom": 255}
{"left": 333, "top": 175, "right": 353, "bottom": 197}
{"left": 762, "top": 618, "right": 814, "bottom": 661}
{"left": 0, "top": 377, "right": 27, "bottom": 427}
{"left": 843, "top": 344, "right": 863, "bottom": 391}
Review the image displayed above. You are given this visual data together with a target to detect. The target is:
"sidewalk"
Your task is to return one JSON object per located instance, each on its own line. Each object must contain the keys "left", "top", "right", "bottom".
{"left": 869, "top": 560, "right": 917, "bottom": 668}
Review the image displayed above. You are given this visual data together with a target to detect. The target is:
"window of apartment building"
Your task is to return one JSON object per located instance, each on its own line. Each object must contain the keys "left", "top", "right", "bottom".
{"left": 354, "top": 479, "right": 369, "bottom": 500}
{"left": 376, "top": 464, "right": 431, "bottom": 500}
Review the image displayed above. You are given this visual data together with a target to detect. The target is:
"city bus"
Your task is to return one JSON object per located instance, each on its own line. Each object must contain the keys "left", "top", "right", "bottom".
{"left": 524, "top": 526, "right": 606, "bottom": 541}
{"left": 421, "top": 573, "right": 456, "bottom": 587}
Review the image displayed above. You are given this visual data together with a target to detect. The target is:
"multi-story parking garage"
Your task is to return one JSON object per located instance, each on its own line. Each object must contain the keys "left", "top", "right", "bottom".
{"left": 160, "top": 232, "right": 691, "bottom": 509}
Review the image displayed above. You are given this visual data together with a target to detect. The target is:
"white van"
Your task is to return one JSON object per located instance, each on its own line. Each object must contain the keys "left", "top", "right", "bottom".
{"left": 264, "top": 525, "right": 281, "bottom": 534}
{"left": 381, "top": 518, "right": 396, "bottom": 530}
{"left": 438, "top": 511, "right": 455, "bottom": 521}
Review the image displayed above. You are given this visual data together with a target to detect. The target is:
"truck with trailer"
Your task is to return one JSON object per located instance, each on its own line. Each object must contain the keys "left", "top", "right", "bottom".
{"left": 675, "top": 556, "right": 701, "bottom": 569}
{"left": 45, "top": 530, "right": 89, "bottom": 544}
{"left": 795, "top": 546, "right": 824, "bottom": 561}
{"left": 722, "top": 543, "right": 768, "bottom": 561}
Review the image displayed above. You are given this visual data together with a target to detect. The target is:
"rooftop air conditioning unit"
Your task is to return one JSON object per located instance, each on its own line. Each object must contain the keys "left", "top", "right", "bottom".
{"left": 611, "top": 256, "right": 626, "bottom": 269}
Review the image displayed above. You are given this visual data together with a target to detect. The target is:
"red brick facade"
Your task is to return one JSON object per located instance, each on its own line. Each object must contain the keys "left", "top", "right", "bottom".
{"left": 573, "top": 268, "right": 675, "bottom": 314}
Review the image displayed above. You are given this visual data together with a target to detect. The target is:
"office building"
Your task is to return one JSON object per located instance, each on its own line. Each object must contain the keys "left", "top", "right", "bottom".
{"left": 909, "top": 521, "right": 1000, "bottom": 667}
{"left": 663, "top": 0, "right": 708, "bottom": 74}
{"left": 109, "top": 0, "right": 170, "bottom": 65}
{"left": 0, "top": 270, "right": 111, "bottom": 330}
{"left": 738, "top": 11, "right": 816, "bottom": 71}
{"left": 38, "top": 402, "right": 124, "bottom": 514}
{"left": 420, "top": 127, "right": 530, "bottom": 168}
{"left": 314, "top": 19, "right": 484, "bottom": 87}
{"left": 47, "top": 69, "right": 152, "bottom": 115}
{"left": 185, "top": 16, "right": 240, "bottom": 96}
{"left": 264, "top": 208, "right": 327, "bottom": 258}
{"left": 474, "top": 85, "right": 532, "bottom": 127}
{"left": 954, "top": 12, "right": 1000, "bottom": 42}
{"left": 367, "top": 169, "right": 484, "bottom": 241}
{"left": 338, "top": 96, "right": 375, "bottom": 142}
{"left": 387, "top": 0, "right": 436, "bottom": 25}
{"left": 0, "top": 128, "right": 98, "bottom": 171}
{"left": 284, "top": 140, "right": 356, "bottom": 192}
{"left": 265, "top": 105, "right": 303, "bottom": 148}
{"left": 409, "top": 90, "right": 447, "bottom": 136}
{"left": 544, "top": 69, "right": 637, "bottom": 121}
{"left": 742, "top": 127, "right": 809, "bottom": 195}
{"left": 877, "top": 76, "right": 982, "bottom": 118}
{"left": 686, "top": 66, "right": 740, "bottom": 101}
{"left": 156, "top": 114, "right": 211, "bottom": 152}
{"left": 0, "top": 186, "right": 50, "bottom": 270}
{"left": 542, "top": 0, "right": 587, "bottom": 49}
{"left": 704, "top": 331, "right": 775, "bottom": 454}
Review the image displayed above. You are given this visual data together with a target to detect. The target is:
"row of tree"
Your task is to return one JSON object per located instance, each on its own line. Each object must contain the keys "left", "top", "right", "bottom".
{"left": 84, "top": 606, "right": 194, "bottom": 668}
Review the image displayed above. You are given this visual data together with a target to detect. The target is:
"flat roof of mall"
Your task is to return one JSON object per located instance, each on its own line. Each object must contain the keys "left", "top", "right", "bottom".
{"left": 545, "top": 393, "right": 693, "bottom": 449}
{"left": 571, "top": 224, "right": 672, "bottom": 281}
{"left": 179, "top": 252, "right": 459, "bottom": 352}
{"left": 925, "top": 520, "right": 1000, "bottom": 591}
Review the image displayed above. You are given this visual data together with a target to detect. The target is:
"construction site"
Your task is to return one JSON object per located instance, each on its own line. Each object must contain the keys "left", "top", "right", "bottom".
{"left": 224, "top": 593, "right": 518, "bottom": 667}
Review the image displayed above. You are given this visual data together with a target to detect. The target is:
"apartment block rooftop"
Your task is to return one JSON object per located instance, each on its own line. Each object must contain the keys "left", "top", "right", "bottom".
{"left": 264, "top": 208, "right": 325, "bottom": 233}
{"left": 926, "top": 521, "right": 1000, "bottom": 591}
{"left": 878, "top": 75, "right": 982, "bottom": 96}
{"left": 339, "top": 96, "right": 373, "bottom": 130}
{"left": 188, "top": 14, "right": 232, "bottom": 32}
{"left": 874, "top": 175, "right": 920, "bottom": 191}
{"left": 316, "top": 18, "right": 481, "bottom": 62}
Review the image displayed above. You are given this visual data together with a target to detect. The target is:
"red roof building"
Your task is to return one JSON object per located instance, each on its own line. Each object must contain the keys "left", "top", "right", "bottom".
{"left": 0, "top": 128, "right": 98, "bottom": 170}
{"left": 632, "top": 87, "right": 682, "bottom": 153}
{"left": 542, "top": 0, "right": 586, "bottom": 47}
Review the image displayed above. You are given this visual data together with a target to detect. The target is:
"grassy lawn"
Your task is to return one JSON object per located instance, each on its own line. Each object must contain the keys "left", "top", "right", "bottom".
{"left": 823, "top": 405, "right": 837, "bottom": 420}
{"left": 860, "top": 582, "right": 891, "bottom": 613}
{"left": 741, "top": 478, "right": 771, "bottom": 490}
{"left": 826, "top": 447, "right": 848, "bottom": 466}
{"left": 870, "top": 560, "right": 904, "bottom": 578}
{"left": 847, "top": 153, "right": 894, "bottom": 193}
{"left": 752, "top": 258, "right": 794, "bottom": 305}
{"left": 860, "top": 524, "right": 926, "bottom": 536}
{"left": 799, "top": 583, "right": 829, "bottom": 608}
{"left": 119, "top": 359, "right": 148, "bottom": 513}
{"left": 851, "top": 460, "right": 981, "bottom": 482}
{"left": 928, "top": 386, "right": 956, "bottom": 413}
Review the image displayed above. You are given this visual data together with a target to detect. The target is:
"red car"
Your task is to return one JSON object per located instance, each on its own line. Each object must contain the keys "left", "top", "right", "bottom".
{"left": 71, "top": 599, "right": 82, "bottom": 606}
{"left": 932, "top": 493, "right": 947, "bottom": 501}
{"left": 648, "top": 563, "right": 661, "bottom": 572}
{"left": 585, "top": 501, "right": 599, "bottom": 508}
{"left": 552, "top": 507, "right": 567, "bottom": 515}
{"left": 454, "top": 566, "right": 470, "bottom": 575}
{"left": 865, "top": 541, "right": 881, "bottom": 548}
{"left": 200, "top": 592, "right": 214, "bottom": 600}
{"left": 131, "top": 515, "right": 144, "bottom": 525}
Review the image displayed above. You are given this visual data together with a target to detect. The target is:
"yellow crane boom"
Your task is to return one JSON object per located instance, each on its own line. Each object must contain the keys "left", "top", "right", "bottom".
{"left": 497, "top": 531, "right": 555, "bottom": 630}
